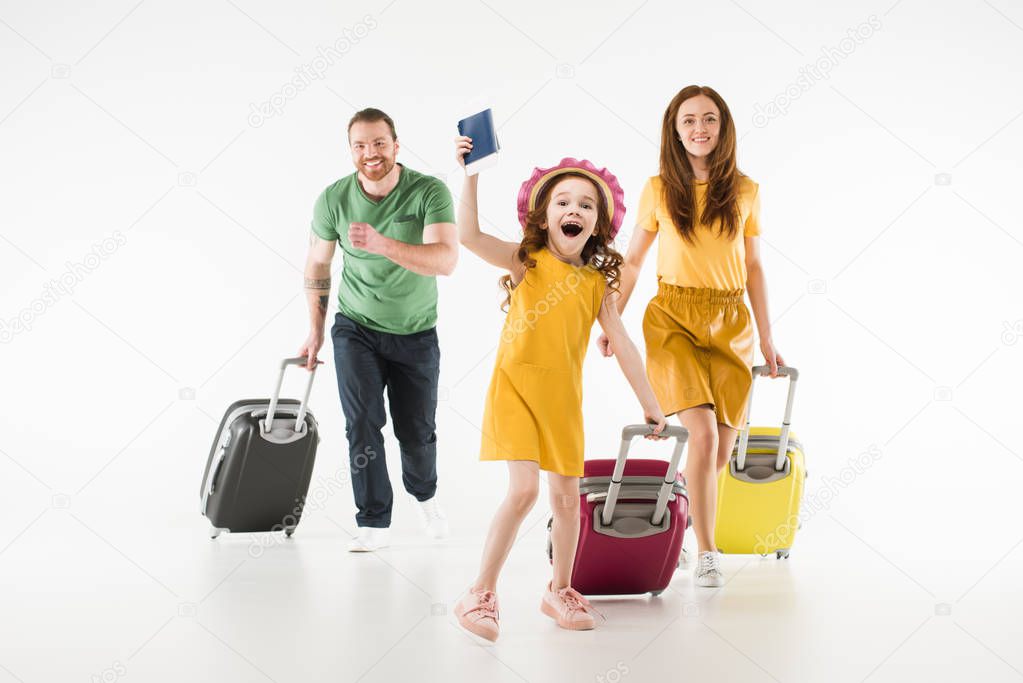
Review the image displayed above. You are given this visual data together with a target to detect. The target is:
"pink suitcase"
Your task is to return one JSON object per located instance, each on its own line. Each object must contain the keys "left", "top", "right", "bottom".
{"left": 547, "top": 424, "right": 690, "bottom": 596}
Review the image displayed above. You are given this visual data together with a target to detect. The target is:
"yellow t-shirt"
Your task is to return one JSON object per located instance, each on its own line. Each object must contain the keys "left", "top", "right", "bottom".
{"left": 637, "top": 175, "right": 761, "bottom": 290}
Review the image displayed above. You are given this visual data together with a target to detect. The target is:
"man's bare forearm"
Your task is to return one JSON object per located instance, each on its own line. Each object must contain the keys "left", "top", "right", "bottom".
{"left": 304, "top": 229, "right": 337, "bottom": 335}
{"left": 304, "top": 269, "right": 331, "bottom": 333}
{"left": 380, "top": 238, "right": 457, "bottom": 276}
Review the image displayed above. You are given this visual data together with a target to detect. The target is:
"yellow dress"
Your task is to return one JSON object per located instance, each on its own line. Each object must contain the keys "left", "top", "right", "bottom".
{"left": 479, "top": 247, "right": 607, "bottom": 477}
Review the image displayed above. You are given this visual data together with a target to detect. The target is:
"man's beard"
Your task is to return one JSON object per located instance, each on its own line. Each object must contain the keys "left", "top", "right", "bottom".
{"left": 361, "top": 157, "right": 394, "bottom": 181}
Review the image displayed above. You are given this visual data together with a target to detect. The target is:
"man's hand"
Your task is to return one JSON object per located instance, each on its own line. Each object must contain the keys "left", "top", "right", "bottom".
{"left": 297, "top": 331, "right": 325, "bottom": 371}
{"left": 349, "top": 222, "right": 390, "bottom": 255}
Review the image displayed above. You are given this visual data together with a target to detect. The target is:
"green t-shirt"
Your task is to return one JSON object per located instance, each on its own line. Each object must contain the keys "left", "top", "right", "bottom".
{"left": 311, "top": 165, "right": 455, "bottom": 335}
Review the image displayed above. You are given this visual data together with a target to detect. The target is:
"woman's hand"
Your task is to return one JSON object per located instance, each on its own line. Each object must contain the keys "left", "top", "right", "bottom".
{"left": 454, "top": 135, "right": 473, "bottom": 169}
{"left": 760, "top": 337, "right": 785, "bottom": 377}
{"left": 596, "top": 333, "right": 613, "bottom": 357}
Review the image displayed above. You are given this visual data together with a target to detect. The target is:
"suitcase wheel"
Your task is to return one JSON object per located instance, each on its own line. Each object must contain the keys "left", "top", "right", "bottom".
{"left": 209, "top": 525, "right": 223, "bottom": 540}
{"left": 650, "top": 590, "right": 664, "bottom": 597}
{"left": 284, "top": 527, "right": 295, "bottom": 538}
{"left": 776, "top": 549, "right": 790, "bottom": 560}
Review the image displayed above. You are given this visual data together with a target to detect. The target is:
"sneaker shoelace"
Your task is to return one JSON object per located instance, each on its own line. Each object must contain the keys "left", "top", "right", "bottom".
{"left": 465, "top": 591, "right": 498, "bottom": 621}
{"left": 556, "top": 587, "right": 605, "bottom": 621}
{"left": 698, "top": 552, "right": 721, "bottom": 576}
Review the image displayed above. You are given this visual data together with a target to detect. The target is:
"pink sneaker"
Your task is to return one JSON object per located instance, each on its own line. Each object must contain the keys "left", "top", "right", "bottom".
{"left": 540, "top": 583, "right": 601, "bottom": 631}
{"left": 454, "top": 588, "right": 500, "bottom": 642}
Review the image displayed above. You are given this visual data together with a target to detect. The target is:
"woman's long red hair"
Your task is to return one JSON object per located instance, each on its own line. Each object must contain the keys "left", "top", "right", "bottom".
{"left": 659, "top": 85, "right": 743, "bottom": 243}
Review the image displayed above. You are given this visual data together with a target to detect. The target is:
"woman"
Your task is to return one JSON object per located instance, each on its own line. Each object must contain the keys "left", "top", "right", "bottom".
{"left": 599, "top": 85, "right": 786, "bottom": 587}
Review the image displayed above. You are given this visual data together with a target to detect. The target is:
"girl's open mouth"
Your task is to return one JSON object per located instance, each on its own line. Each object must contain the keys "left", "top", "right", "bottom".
{"left": 560, "top": 221, "right": 583, "bottom": 238}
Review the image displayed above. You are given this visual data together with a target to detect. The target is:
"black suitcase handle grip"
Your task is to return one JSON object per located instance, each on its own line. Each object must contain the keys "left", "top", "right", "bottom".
{"left": 264, "top": 357, "right": 318, "bottom": 434}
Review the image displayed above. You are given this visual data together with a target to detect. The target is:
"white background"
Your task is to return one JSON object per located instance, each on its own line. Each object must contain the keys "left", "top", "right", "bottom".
{"left": 2, "top": 1, "right": 1022, "bottom": 681}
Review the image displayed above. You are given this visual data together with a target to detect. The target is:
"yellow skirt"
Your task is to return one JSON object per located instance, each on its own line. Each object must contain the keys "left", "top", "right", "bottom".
{"left": 642, "top": 283, "right": 754, "bottom": 429}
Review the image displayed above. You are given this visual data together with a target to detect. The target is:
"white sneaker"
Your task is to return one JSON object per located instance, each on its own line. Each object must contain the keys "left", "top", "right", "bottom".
{"left": 346, "top": 527, "right": 390, "bottom": 552}
{"left": 410, "top": 494, "right": 449, "bottom": 539}
{"left": 695, "top": 551, "right": 725, "bottom": 587}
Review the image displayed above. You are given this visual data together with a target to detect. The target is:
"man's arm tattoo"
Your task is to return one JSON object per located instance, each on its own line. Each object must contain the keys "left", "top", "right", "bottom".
{"left": 318, "top": 295, "right": 329, "bottom": 316}
{"left": 305, "top": 277, "right": 331, "bottom": 289}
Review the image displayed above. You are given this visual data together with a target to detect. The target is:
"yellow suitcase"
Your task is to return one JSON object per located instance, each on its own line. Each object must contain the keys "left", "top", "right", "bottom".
{"left": 714, "top": 366, "right": 805, "bottom": 559}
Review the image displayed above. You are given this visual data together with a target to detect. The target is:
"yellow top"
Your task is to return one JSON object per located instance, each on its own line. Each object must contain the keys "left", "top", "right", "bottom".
{"left": 637, "top": 175, "right": 761, "bottom": 290}
{"left": 479, "top": 247, "right": 607, "bottom": 477}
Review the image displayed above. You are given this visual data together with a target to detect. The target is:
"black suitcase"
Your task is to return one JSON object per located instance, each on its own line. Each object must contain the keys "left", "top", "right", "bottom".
{"left": 200, "top": 357, "right": 320, "bottom": 539}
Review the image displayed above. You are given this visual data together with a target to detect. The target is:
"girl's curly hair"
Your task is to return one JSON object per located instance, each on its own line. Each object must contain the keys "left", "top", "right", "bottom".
{"left": 499, "top": 172, "right": 623, "bottom": 311}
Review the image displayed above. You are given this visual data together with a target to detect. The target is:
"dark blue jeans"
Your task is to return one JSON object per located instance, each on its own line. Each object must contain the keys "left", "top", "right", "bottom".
{"left": 331, "top": 313, "right": 440, "bottom": 528}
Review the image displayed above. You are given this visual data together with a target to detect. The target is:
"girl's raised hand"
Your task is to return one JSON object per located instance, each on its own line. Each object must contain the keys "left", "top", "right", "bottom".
{"left": 454, "top": 135, "right": 473, "bottom": 169}
{"left": 643, "top": 412, "right": 668, "bottom": 440}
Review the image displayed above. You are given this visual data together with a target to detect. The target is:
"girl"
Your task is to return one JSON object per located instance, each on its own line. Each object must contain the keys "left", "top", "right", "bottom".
{"left": 598, "top": 85, "right": 787, "bottom": 588}
{"left": 452, "top": 137, "right": 667, "bottom": 641}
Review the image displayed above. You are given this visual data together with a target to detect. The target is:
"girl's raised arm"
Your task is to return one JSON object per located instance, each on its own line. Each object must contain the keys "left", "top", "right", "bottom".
{"left": 596, "top": 289, "right": 667, "bottom": 437}
{"left": 454, "top": 136, "right": 522, "bottom": 277}
{"left": 596, "top": 226, "right": 657, "bottom": 357}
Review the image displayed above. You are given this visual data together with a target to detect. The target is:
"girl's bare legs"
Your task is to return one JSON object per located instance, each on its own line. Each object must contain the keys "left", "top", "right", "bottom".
{"left": 541, "top": 471, "right": 596, "bottom": 630}
{"left": 473, "top": 461, "right": 540, "bottom": 591}
{"left": 546, "top": 472, "right": 581, "bottom": 589}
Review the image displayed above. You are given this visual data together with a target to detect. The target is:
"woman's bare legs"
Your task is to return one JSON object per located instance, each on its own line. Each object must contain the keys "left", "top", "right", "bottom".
{"left": 473, "top": 461, "right": 540, "bottom": 592}
{"left": 677, "top": 405, "right": 718, "bottom": 553}
{"left": 678, "top": 409, "right": 742, "bottom": 550}
{"left": 716, "top": 423, "right": 739, "bottom": 475}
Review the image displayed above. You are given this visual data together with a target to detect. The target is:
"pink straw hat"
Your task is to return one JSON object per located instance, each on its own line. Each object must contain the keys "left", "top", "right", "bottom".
{"left": 516, "top": 158, "right": 627, "bottom": 238}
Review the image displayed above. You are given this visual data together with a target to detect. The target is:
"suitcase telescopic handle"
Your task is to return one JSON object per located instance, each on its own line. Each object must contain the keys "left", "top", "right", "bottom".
{"left": 263, "top": 357, "right": 318, "bottom": 434}
{"left": 601, "top": 424, "right": 688, "bottom": 527}
{"left": 736, "top": 365, "right": 799, "bottom": 472}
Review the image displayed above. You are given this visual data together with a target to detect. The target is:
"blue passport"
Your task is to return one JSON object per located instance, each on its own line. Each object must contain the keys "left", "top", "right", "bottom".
{"left": 457, "top": 109, "right": 500, "bottom": 175}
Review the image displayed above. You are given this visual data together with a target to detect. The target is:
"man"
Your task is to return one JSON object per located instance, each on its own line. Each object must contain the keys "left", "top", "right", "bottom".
{"left": 299, "top": 108, "right": 457, "bottom": 552}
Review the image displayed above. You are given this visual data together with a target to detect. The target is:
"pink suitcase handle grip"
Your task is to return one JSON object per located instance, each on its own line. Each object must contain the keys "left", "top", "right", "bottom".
{"left": 602, "top": 424, "right": 689, "bottom": 527}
